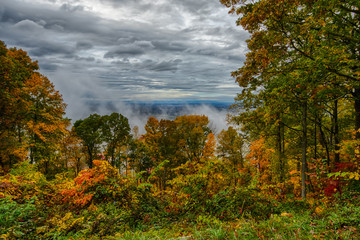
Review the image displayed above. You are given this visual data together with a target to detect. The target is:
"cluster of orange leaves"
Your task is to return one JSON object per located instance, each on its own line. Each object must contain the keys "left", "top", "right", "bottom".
{"left": 61, "top": 160, "right": 127, "bottom": 209}
{"left": 246, "top": 138, "right": 273, "bottom": 185}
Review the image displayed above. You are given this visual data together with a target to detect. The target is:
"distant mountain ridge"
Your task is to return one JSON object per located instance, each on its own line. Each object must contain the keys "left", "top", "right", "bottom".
{"left": 124, "top": 101, "right": 231, "bottom": 118}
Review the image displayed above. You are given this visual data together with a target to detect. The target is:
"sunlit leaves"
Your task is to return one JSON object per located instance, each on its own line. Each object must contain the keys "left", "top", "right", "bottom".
{"left": 0, "top": 41, "right": 66, "bottom": 175}
{"left": 61, "top": 160, "right": 129, "bottom": 209}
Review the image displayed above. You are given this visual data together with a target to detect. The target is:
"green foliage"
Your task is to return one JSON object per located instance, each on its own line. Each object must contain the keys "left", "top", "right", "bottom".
{"left": 221, "top": 0, "right": 360, "bottom": 200}
{"left": 209, "top": 188, "right": 279, "bottom": 220}
{"left": 0, "top": 197, "right": 38, "bottom": 238}
{"left": 41, "top": 204, "right": 134, "bottom": 238}
{"left": 192, "top": 225, "right": 231, "bottom": 240}
{"left": 9, "top": 161, "right": 45, "bottom": 182}
{"left": 74, "top": 114, "right": 104, "bottom": 169}
{"left": 128, "top": 139, "right": 152, "bottom": 175}
{"left": 102, "top": 113, "right": 131, "bottom": 167}
{"left": 1, "top": 154, "right": 360, "bottom": 239}
{"left": 73, "top": 113, "right": 132, "bottom": 170}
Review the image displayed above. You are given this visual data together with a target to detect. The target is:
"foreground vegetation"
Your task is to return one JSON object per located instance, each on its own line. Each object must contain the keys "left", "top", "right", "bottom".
{"left": 1, "top": 160, "right": 359, "bottom": 239}
{"left": 1, "top": 0, "right": 360, "bottom": 238}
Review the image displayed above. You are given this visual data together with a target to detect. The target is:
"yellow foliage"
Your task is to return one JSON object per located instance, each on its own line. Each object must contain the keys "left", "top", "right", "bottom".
{"left": 315, "top": 206, "right": 324, "bottom": 215}
{"left": 246, "top": 138, "right": 273, "bottom": 185}
{"left": 49, "top": 212, "right": 84, "bottom": 233}
{"left": 280, "top": 212, "right": 293, "bottom": 218}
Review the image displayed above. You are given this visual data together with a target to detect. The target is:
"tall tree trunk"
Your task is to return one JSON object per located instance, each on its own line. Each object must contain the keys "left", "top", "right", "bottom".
{"left": 75, "top": 157, "right": 81, "bottom": 177}
{"left": 277, "top": 113, "right": 284, "bottom": 182}
{"left": 64, "top": 156, "right": 68, "bottom": 170}
{"left": 88, "top": 147, "right": 93, "bottom": 169}
{"left": 45, "top": 159, "right": 49, "bottom": 176}
{"left": 314, "top": 115, "right": 317, "bottom": 159}
{"left": 162, "top": 166, "right": 167, "bottom": 191}
{"left": 318, "top": 117, "right": 330, "bottom": 167}
{"left": 30, "top": 140, "right": 35, "bottom": 164}
{"left": 17, "top": 125, "right": 22, "bottom": 143}
{"left": 353, "top": 88, "right": 360, "bottom": 139}
{"left": 334, "top": 99, "right": 340, "bottom": 165}
{"left": 111, "top": 149, "right": 115, "bottom": 167}
{"left": 301, "top": 101, "right": 308, "bottom": 200}
{"left": 31, "top": 103, "right": 38, "bottom": 164}
{"left": 233, "top": 161, "right": 237, "bottom": 188}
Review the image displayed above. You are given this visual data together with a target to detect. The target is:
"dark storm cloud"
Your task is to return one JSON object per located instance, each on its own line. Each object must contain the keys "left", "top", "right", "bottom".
{"left": 30, "top": 43, "right": 75, "bottom": 57}
{"left": 39, "top": 63, "right": 58, "bottom": 71}
{"left": 151, "top": 41, "right": 188, "bottom": 52}
{"left": 76, "top": 42, "right": 93, "bottom": 50}
{"left": 1, "top": 1, "right": 124, "bottom": 40}
{"left": 103, "top": 40, "right": 156, "bottom": 58}
{"left": 75, "top": 55, "right": 96, "bottom": 62}
{"left": 139, "top": 59, "right": 182, "bottom": 72}
{"left": 0, "top": 0, "right": 249, "bottom": 122}
{"left": 104, "top": 48, "right": 145, "bottom": 58}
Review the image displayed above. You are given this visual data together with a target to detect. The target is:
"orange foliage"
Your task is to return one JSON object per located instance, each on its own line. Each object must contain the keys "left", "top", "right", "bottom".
{"left": 61, "top": 160, "right": 128, "bottom": 209}
{"left": 246, "top": 138, "right": 273, "bottom": 185}
{"left": 202, "top": 133, "right": 216, "bottom": 160}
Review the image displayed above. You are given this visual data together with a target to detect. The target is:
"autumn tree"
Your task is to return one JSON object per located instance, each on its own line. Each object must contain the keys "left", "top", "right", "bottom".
{"left": 25, "top": 73, "right": 67, "bottom": 175}
{"left": 128, "top": 137, "right": 152, "bottom": 177}
{"left": 142, "top": 115, "right": 212, "bottom": 190}
{"left": 221, "top": 0, "right": 360, "bottom": 199}
{"left": 74, "top": 113, "right": 132, "bottom": 170}
{"left": 0, "top": 41, "right": 39, "bottom": 169}
{"left": 59, "top": 128, "right": 85, "bottom": 176}
{"left": 0, "top": 41, "right": 67, "bottom": 176}
{"left": 174, "top": 115, "right": 210, "bottom": 163}
{"left": 101, "top": 113, "right": 131, "bottom": 168}
{"left": 217, "top": 126, "right": 244, "bottom": 187}
{"left": 74, "top": 114, "right": 103, "bottom": 169}
{"left": 142, "top": 117, "right": 176, "bottom": 189}
{"left": 143, "top": 117, "right": 161, "bottom": 164}
{"left": 246, "top": 138, "right": 273, "bottom": 186}
{"left": 202, "top": 132, "right": 216, "bottom": 161}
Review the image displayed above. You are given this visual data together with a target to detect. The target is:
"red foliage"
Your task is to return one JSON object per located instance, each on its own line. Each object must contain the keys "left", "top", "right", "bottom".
{"left": 334, "top": 162, "right": 356, "bottom": 172}
{"left": 323, "top": 162, "right": 356, "bottom": 197}
{"left": 61, "top": 160, "right": 124, "bottom": 209}
{"left": 324, "top": 179, "right": 341, "bottom": 197}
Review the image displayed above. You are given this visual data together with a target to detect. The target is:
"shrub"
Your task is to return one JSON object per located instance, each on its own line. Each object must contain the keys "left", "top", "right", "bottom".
{"left": 0, "top": 197, "right": 38, "bottom": 238}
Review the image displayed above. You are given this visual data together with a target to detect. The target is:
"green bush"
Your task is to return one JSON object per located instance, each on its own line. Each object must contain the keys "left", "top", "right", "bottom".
{"left": 206, "top": 188, "right": 279, "bottom": 220}
{"left": 0, "top": 197, "right": 39, "bottom": 238}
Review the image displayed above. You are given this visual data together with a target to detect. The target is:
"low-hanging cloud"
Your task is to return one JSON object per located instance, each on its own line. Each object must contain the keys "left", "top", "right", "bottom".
{"left": 78, "top": 100, "right": 232, "bottom": 136}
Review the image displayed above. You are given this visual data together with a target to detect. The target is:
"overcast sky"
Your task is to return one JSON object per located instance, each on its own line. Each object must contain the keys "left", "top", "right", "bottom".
{"left": 0, "top": 0, "right": 248, "bottom": 121}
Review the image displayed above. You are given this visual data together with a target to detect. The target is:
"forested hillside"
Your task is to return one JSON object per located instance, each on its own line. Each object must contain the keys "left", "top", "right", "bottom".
{"left": 1, "top": 0, "right": 360, "bottom": 239}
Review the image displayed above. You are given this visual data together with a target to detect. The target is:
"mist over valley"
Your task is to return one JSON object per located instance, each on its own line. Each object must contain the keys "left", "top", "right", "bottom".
{"left": 76, "top": 100, "right": 233, "bottom": 135}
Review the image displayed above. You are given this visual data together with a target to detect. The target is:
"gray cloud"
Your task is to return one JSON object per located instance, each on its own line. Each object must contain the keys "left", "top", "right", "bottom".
{"left": 138, "top": 59, "right": 182, "bottom": 72}
{"left": 152, "top": 41, "right": 188, "bottom": 52}
{"left": 76, "top": 41, "right": 93, "bottom": 50}
{"left": 60, "top": 3, "right": 85, "bottom": 12}
{"left": 39, "top": 62, "right": 58, "bottom": 71}
{"left": 0, "top": 0, "right": 248, "bottom": 123}
{"left": 104, "top": 47, "right": 145, "bottom": 58}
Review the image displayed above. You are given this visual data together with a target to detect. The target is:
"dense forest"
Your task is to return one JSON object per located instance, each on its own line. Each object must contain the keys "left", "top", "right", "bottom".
{"left": 1, "top": 0, "right": 360, "bottom": 239}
